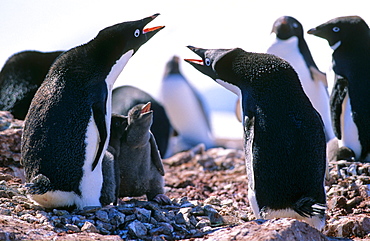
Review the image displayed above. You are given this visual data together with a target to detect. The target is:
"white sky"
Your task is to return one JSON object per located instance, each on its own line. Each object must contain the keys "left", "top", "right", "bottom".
{"left": 0, "top": 0, "right": 368, "bottom": 138}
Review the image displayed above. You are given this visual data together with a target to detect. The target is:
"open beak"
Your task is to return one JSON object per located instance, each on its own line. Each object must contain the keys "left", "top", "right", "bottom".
{"left": 141, "top": 102, "right": 152, "bottom": 114}
{"left": 142, "top": 14, "right": 165, "bottom": 38}
{"left": 184, "top": 46, "right": 205, "bottom": 65}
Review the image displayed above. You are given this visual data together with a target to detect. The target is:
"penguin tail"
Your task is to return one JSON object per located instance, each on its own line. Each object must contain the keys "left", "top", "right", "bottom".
{"left": 24, "top": 174, "right": 52, "bottom": 195}
{"left": 293, "top": 197, "right": 326, "bottom": 218}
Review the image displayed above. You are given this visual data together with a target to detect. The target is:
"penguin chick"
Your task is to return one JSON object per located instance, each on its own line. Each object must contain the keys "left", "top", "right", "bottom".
{"left": 267, "top": 16, "right": 335, "bottom": 142}
{"left": 0, "top": 50, "right": 63, "bottom": 119}
{"left": 21, "top": 14, "right": 164, "bottom": 209}
{"left": 185, "top": 46, "right": 327, "bottom": 230}
{"left": 308, "top": 15, "right": 370, "bottom": 162}
{"left": 112, "top": 103, "right": 170, "bottom": 205}
{"left": 100, "top": 150, "right": 117, "bottom": 206}
{"left": 112, "top": 85, "right": 173, "bottom": 158}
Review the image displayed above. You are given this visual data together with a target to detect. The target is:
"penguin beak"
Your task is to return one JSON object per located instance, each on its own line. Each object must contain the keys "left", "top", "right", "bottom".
{"left": 184, "top": 46, "right": 206, "bottom": 66}
{"left": 142, "top": 13, "right": 165, "bottom": 39}
{"left": 141, "top": 102, "right": 152, "bottom": 114}
{"left": 307, "top": 28, "right": 317, "bottom": 35}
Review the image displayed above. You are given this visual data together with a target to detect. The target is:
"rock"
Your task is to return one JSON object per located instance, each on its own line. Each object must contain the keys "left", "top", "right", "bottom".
{"left": 0, "top": 112, "right": 23, "bottom": 168}
{"left": 128, "top": 220, "right": 147, "bottom": 238}
{"left": 325, "top": 215, "right": 370, "bottom": 238}
{"left": 81, "top": 221, "right": 99, "bottom": 233}
{"left": 198, "top": 218, "right": 330, "bottom": 241}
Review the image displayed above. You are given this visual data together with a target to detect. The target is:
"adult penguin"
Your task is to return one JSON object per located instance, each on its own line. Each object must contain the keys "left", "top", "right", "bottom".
{"left": 308, "top": 16, "right": 370, "bottom": 162}
{"left": 267, "top": 16, "right": 334, "bottom": 142}
{"left": 0, "top": 50, "right": 63, "bottom": 119}
{"left": 21, "top": 14, "right": 164, "bottom": 209}
{"left": 185, "top": 46, "right": 327, "bottom": 230}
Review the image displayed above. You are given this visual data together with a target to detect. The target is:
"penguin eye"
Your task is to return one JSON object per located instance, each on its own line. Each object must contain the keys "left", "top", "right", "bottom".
{"left": 292, "top": 23, "right": 299, "bottom": 28}
{"left": 332, "top": 27, "right": 340, "bottom": 33}
{"left": 205, "top": 58, "right": 211, "bottom": 66}
{"left": 134, "top": 29, "right": 141, "bottom": 38}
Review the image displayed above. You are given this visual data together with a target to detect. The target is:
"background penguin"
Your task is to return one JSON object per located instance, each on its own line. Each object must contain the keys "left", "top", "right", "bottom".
{"left": 21, "top": 14, "right": 164, "bottom": 209}
{"left": 185, "top": 46, "right": 327, "bottom": 230}
{"left": 0, "top": 50, "right": 63, "bottom": 119}
{"left": 158, "top": 55, "right": 214, "bottom": 152}
{"left": 267, "top": 16, "right": 335, "bottom": 142}
{"left": 112, "top": 85, "right": 174, "bottom": 157}
{"left": 110, "top": 103, "right": 170, "bottom": 204}
{"left": 308, "top": 16, "right": 370, "bottom": 162}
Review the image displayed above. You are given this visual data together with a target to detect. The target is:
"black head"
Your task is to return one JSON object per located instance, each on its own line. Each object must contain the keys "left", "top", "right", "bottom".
{"left": 271, "top": 16, "right": 304, "bottom": 40}
{"left": 307, "top": 15, "right": 369, "bottom": 48}
{"left": 127, "top": 102, "right": 153, "bottom": 125}
{"left": 185, "top": 46, "right": 242, "bottom": 95}
{"left": 163, "top": 55, "right": 181, "bottom": 77}
{"left": 87, "top": 14, "right": 164, "bottom": 70}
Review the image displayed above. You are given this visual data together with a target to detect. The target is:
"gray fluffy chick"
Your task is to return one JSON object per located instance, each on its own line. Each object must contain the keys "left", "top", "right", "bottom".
{"left": 110, "top": 102, "right": 170, "bottom": 204}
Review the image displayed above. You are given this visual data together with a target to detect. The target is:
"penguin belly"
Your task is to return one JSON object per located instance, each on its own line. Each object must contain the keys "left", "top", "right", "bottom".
{"left": 339, "top": 94, "right": 362, "bottom": 159}
{"left": 267, "top": 38, "right": 335, "bottom": 141}
{"left": 159, "top": 75, "right": 213, "bottom": 148}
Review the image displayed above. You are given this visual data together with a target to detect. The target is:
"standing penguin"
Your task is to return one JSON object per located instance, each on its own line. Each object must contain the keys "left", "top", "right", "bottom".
{"left": 111, "top": 103, "right": 170, "bottom": 204}
{"left": 159, "top": 56, "right": 214, "bottom": 151}
{"left": 185, "top": 46, "right": 327, "bottom": 230}
{"left": 308, "top": 16, "right": 370, "bottom": 162}
{"left": 267, "top": 16, "right": 335, "bottom": 142}
{"left": 21, "top": 14, "right": 164, "bottom": 209}
{"left": 0, "top": 50, "right": 64, "bottom": 119}
{"left": 112, "top": 85, "right": 173, "bottom": 157}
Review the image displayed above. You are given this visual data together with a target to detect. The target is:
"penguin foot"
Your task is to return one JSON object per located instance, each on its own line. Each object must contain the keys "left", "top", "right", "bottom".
{"left": 25, "top": 174, "right": 51, "bottom": 195}
{"left": 152, "top": 194, "right": 171, "bottom": 205}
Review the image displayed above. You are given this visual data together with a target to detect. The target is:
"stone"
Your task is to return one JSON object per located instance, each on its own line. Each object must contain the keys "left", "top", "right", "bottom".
{"left": 128, "top": 220, "right": 147, "bottom": 238}
{"left": 81, "top": 221, "right": 99, "bottom": 233}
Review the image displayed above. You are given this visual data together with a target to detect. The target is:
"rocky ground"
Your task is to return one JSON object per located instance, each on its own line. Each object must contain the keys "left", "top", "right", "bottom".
{"left": 0, "top": 111, "right": 369, "bottom": 240}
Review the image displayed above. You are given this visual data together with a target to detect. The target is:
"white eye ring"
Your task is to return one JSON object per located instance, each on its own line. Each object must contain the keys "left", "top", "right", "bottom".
{"left": 332, "top": 26, "right": 340, "bottom": 32}
{"left": 134, "top": 29, "right": 141, "bottom": 37}
{"left": 205, "top": 58, "right": 211, "bottom": 66}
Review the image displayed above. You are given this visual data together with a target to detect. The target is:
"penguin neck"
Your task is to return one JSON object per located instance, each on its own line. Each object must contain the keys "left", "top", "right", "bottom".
{"left": 105, "top": 50, "right": 134, "bottom": 87}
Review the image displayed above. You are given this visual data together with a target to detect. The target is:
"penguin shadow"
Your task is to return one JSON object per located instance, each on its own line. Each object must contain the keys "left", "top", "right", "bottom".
{"left": 102, "top": 102, "right": 171, "bottom": 206}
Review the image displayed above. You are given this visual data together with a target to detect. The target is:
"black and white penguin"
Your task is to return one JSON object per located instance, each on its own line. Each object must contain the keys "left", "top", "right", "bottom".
{"left": 159, "top": 56, "right": 214, "bottom": 151}
{"left": 267, "top": 16, "right": 335, "bottom": 142}
{"left": 21, "top": 14, "right": 164, "bottom": 209}
{"left": 112, "top": 85, "right": 173, "bottom": 157}
{"left": 0, "top": 50, "right": 64, "bottom": 119}
{"left": 111, "top": 103, "right": 170, "bottom": 204}
{"left": 185, "top": 46, "right": 327, "bottom": 230}
{"left": 308, "top": 16, "right": 370, "bottom": 162}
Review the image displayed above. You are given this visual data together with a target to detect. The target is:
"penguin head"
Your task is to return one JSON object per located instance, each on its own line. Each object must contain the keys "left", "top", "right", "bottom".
{"left": 271, "top": 16, "right": 303, "bottom": 40}
{"left": 93, "top": 13, "right": 164, "bottom": 57}
{"left": 185, "top": 46, "right": 241, "bottom": 96}
{"left": 163, "top": 56, "right": 181, "bottom": 77}
{"left": 307, "top": 15, "right": 369, "bottom": 50}
{"left": 128, "top": 102, "right": 153, "bottom": 126}
{"left": 110, "top": 113, "right": 128, "bottom": 151}
{"left": 111, "top": 113, "right": 128, "bottom": 138}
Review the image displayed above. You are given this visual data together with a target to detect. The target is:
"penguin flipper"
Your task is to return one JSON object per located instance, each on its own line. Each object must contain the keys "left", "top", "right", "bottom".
{"left": 149, "top": 132, "right": 165, "bottom": 176}
{"left": 25, "top": 174, "right": 51, "bottom": 195}
{"left": 309, "top": 66, "right": 328, "bottom": 87}
{"left": 330, "top": 77, "right": 348, "bottom": 140}
{"left": 91, "top": 101, "right": 108, "bottom": 171}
